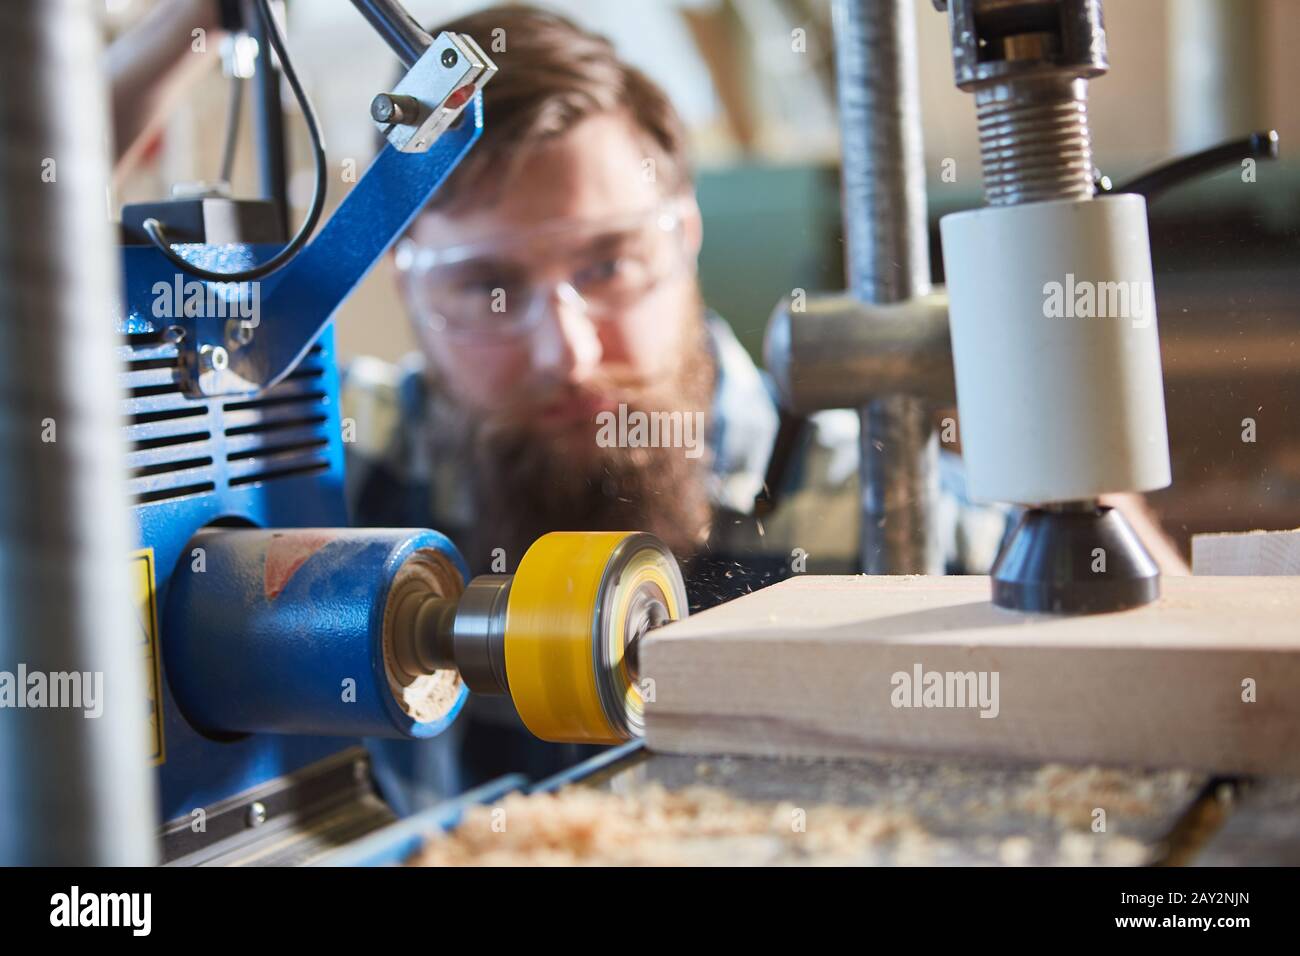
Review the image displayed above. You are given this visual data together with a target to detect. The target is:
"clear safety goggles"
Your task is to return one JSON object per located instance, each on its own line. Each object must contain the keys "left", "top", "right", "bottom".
{"left": 394, "top": 200, "right": 693, "bottom": 340}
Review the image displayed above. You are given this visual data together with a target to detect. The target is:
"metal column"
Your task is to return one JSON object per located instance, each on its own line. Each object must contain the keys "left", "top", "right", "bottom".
{"left": 832, "top": 0, "right": 942, "bottom": 574}
{"left": 0, "top": 0, "right": 156, "bottom": 864}
{"left": 1169, "top": 0, "right": 1265, "bottom": 153}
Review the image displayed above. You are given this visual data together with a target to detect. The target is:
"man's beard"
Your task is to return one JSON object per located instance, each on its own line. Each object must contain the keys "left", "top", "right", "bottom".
{"left": 438, "top": 322, "right": 717, "bottom": 574}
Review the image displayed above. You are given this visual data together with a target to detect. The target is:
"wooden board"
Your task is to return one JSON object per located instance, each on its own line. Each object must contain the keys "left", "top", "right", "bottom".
{"left": 640, "top": 575, "right": 1300, "bottom": 775}
{"left": 1192, "top": 528, "right": 1300, "bottom": 575}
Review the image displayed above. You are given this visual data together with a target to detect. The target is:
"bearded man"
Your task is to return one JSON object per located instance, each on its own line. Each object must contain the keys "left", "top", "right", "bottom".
{"left": 343, "top": 4, "right": 1183, "bottom": 808}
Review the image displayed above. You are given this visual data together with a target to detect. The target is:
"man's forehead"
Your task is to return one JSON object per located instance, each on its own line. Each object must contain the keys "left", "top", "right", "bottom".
{"left": 410, "top": 112, "right": 671, "bottom": 249}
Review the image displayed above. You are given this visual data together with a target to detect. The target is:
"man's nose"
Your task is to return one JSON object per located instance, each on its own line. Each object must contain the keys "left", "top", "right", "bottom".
{"left": 531, "top": 282, "right": 603, "bottom": 380}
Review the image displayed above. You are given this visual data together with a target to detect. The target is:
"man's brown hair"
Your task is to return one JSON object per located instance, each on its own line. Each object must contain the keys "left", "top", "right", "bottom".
{"left": 426, "top": 4, "right": 692, "bottom": 212}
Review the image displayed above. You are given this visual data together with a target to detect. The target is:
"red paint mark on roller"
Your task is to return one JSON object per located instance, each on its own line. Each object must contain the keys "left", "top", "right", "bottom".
{"left": 264, "top": 531, "right": 337, "bottom": 600}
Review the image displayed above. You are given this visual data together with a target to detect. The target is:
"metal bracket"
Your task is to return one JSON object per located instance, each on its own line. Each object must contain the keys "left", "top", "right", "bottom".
{"left": 119, "top": 31, "right": 494, "bottom": 398}
{"left": 373, "top": 31, "right": 496, "bottom": 154}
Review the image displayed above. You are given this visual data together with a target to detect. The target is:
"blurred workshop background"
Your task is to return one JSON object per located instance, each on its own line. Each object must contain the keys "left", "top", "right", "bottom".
{"left": 109, "top": 0, "right": 1300, "bottom": 552}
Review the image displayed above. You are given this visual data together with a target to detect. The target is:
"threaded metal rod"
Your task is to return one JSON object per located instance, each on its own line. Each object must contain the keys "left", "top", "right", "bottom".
{"left": 976, "top": 76, "right": 1095, "bottom": 205}
{"left": 832, "top": 0, "right": 942, "bottom": 575}
{"left": 833, "top": 0, "right": 932, "bottom": 303}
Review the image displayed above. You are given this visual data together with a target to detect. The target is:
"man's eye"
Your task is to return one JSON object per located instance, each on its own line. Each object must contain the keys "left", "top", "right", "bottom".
{"left": 578, "top": 258, "right": 618, "bottom": 282}
{"left": 576, "top": 256, "right": 640, "bottom": 290}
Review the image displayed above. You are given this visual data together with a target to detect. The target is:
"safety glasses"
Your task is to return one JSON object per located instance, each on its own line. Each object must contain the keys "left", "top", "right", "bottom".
{"left": 394, "top": 200, "right": 693, "bottom": 340}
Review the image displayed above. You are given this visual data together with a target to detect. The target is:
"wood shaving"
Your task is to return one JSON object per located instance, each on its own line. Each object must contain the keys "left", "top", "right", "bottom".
{"left": 408, "top": 784, "right": 939, "bottom": 866}
{"left": 407, "top": 762, "right": 1181, "bottom": 866}
{"left": 398, "top": 670, "right": 462, "bottom": 724}
{"left": 1020, "top": 764, "right": 1193, "bottom": 826}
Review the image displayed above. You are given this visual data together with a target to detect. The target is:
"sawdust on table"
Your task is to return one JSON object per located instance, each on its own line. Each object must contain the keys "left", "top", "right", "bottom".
{"left": 406, "top": 765, "right": 1158, "bottom": 866}
{"left": 1020, "top": 764, "right": 1194, "bottom": 827}
{"left": 409, "top": 784, "right": 936, "bottom": 866}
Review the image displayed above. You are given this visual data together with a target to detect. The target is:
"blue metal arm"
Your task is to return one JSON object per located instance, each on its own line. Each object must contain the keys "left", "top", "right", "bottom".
{"left": 116, "top": 24, "right": 496, "bottom": 396}
{"left": 222, "top": 95, "right": 482, "bottom": 393}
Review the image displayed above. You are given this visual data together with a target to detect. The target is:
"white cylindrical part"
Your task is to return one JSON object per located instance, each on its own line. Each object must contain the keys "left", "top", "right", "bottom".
{"left": 939, "top": 194, "right": 1171, "bottom": 505}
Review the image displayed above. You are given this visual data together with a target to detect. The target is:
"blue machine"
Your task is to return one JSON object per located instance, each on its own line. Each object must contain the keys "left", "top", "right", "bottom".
{"left": 114, "top": 13, "right": 496, "bottom": 862}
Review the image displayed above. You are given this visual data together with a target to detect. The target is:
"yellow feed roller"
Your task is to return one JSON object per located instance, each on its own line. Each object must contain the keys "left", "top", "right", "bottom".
{"left": 390, "top": 531, "right": 689, "bottom": 744}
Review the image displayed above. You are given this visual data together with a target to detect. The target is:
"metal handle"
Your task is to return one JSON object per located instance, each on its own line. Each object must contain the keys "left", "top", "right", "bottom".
{"left": 350, "top": 0, "right": 433, "bottom": 68}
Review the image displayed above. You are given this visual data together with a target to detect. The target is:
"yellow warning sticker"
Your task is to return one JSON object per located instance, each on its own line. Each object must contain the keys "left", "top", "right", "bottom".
{"left": 131, "top": 548, "right": 166, "bottom": 766}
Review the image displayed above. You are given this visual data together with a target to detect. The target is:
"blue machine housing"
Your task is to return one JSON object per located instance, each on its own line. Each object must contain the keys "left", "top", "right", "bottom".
{"left": 118, "top": 98, "right": 483, "bottom": 825}
{"left": 164, "top": 526, "right": 469, "bottom": 739}
{"left": 125, "top": 314, "right": 355, "bottom": 822}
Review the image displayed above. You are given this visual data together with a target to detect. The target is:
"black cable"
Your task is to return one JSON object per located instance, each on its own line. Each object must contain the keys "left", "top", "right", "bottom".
{"left": 1110, "top": 130, "right": 1280, "bottom": 203}
{"left": 143, "top": 0, "right": 327, "bottom": 282}
{"left": 219, "top": 72, "right": 244, "bottom": 185}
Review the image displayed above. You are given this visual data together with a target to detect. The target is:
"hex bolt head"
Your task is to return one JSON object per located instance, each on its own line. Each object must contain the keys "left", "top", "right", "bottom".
{"left": 199, "top": 344, "right": 229, "bottom": 374}
{"left": 225, "top": 319, "right": 255, "bottom": 347}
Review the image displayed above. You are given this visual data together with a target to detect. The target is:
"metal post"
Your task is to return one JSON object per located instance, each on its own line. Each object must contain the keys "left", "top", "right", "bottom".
{"left": 249, "top": 0, "right": 290, "bottom": 239}
{"left": 350, "top": 0, "right": 434, "bottom": 68}
{"left": 0, "top": 0, "right": 157, "bottom": 864}
{"left": 1169, "top": 0, "right": 1265, "bottom": 152}
{"left": 831, "top": 0, "right": 942, "bottom": 574}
